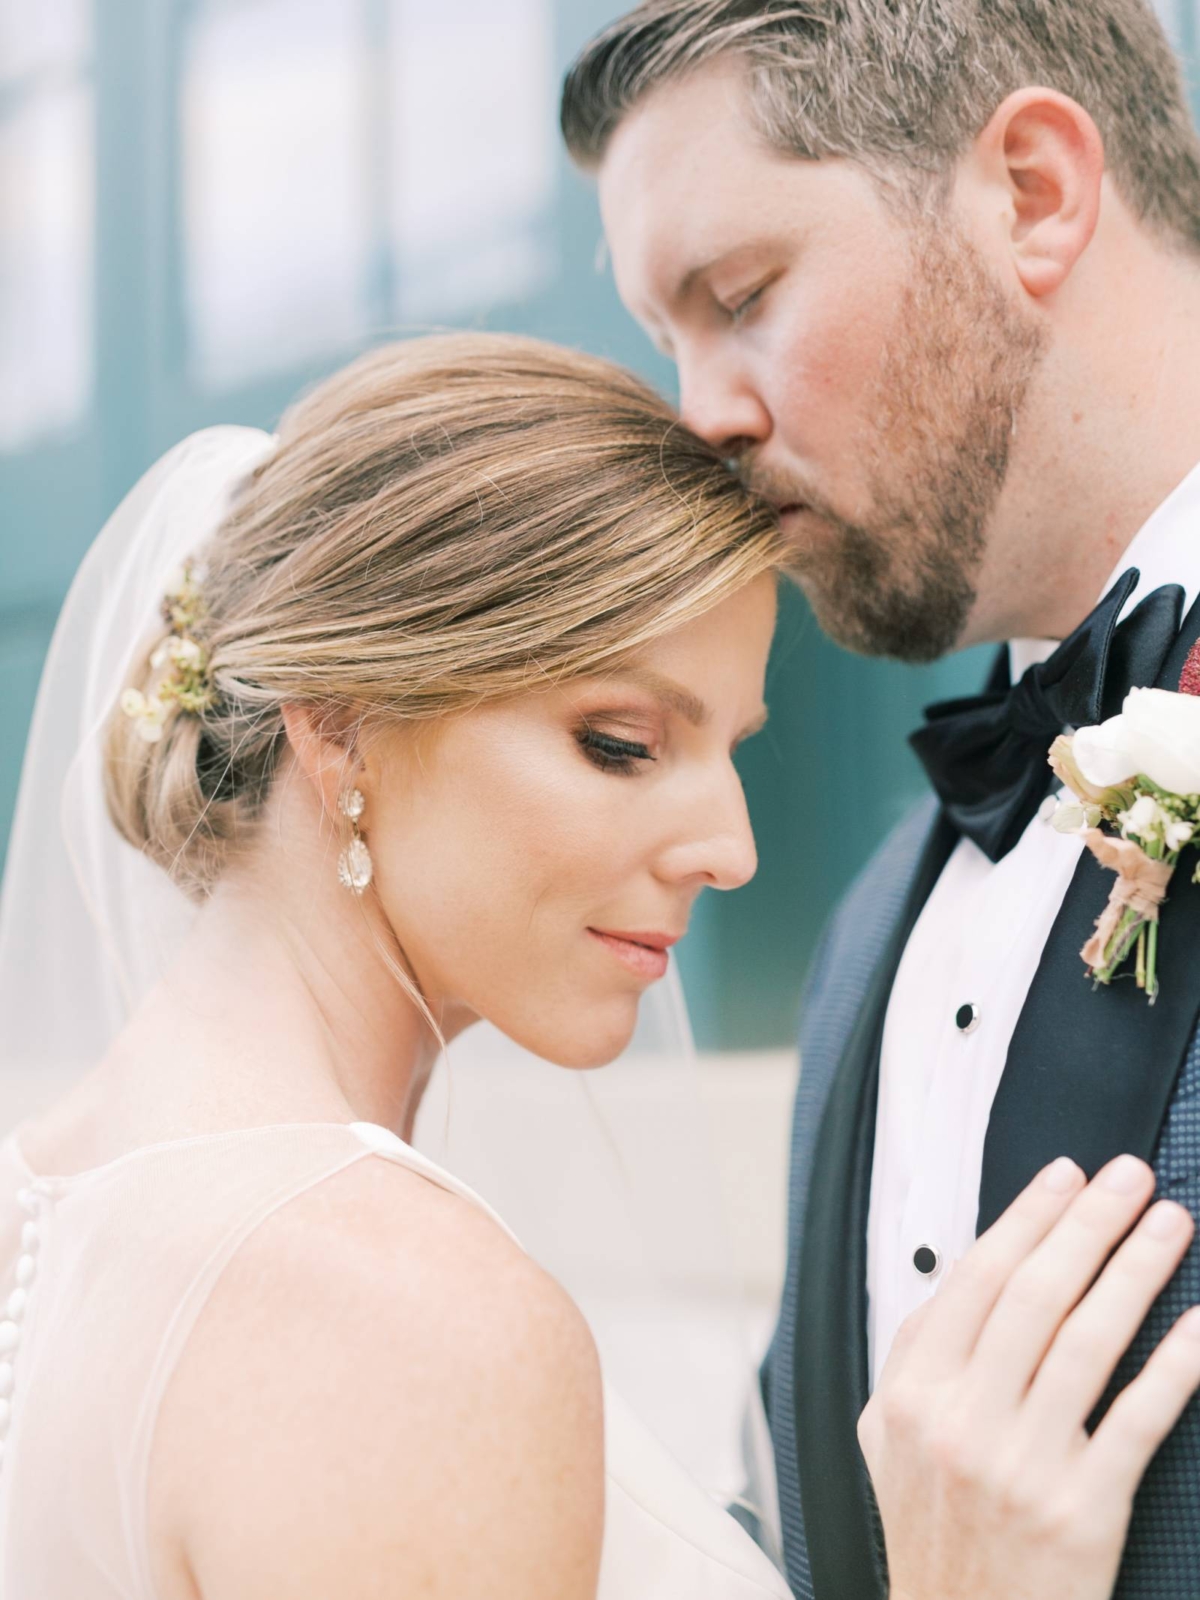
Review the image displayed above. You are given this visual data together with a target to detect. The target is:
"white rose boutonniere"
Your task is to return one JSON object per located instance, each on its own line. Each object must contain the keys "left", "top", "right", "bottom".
{"left": 1049, "top": 684, "right": 1200, "bottom": 1002}
{"left": 1073, "top": 688, "right": 1200, "bottom": 795}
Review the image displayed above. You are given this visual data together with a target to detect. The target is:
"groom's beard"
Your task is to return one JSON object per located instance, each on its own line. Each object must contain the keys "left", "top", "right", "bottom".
{"left": 753, "top": 223, "right": 1047, "bottom": 663}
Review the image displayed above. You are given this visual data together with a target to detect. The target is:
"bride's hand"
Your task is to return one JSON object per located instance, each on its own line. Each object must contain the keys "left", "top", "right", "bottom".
{"left": 859, "top": 1155, "right": 1200, "bottom": 1600}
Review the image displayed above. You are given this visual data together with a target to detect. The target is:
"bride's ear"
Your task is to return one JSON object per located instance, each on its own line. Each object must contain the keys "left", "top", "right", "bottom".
{"left": 280, "top": 703, "right": 363, "bottom": 823}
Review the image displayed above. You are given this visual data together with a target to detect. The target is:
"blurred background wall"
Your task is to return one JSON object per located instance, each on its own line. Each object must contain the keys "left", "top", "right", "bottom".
{"left": 1, "top": 0, "right": 1197, "bottom": 1051}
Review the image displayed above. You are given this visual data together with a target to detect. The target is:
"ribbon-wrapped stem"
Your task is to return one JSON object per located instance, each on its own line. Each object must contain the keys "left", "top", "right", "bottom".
{"left": 1081, "top": 830, "right": 1175, "bottom": 1000}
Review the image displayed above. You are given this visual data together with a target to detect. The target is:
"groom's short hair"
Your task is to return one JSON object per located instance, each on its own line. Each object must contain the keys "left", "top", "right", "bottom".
{"left": 561, "top": 0, "right": 1200, "bottom": 251}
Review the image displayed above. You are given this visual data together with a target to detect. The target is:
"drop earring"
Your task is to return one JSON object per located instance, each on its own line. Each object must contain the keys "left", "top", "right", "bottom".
{"left": 337, "top": 787, "right": 373, "bottom": 895}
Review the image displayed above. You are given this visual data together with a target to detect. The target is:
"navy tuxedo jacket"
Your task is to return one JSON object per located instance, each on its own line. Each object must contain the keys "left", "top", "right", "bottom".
{"left": 762, "top": 609, "right": 1200, "bottom": 1600}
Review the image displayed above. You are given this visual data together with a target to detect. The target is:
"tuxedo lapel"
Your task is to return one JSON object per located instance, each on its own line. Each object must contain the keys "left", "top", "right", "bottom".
{"left": 979, "top": 593, "right": 1200, "bottom": 1234}
{"left": 795, "top": 812, "right": 958, "bottom": 1600}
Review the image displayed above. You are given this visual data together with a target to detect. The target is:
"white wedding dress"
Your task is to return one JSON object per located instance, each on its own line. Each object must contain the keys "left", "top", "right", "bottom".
{"left": 0, "top": 1115, "right": 792, "bottom": 1599}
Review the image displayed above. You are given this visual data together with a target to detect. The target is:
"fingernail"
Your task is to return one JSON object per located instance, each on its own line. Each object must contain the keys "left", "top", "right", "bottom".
{"left": 1145, "top": 1201, "right": 1188, "bottom": 1239}
{"left": 1044, "top": 1157, "right": 1082, "bottom": 1193}
{"left": 1180, "top": 1307, "right": 1200, "bottom": 1341}
{"left": 1102, "top": 1155, "right": 1147, "bottom": 1193}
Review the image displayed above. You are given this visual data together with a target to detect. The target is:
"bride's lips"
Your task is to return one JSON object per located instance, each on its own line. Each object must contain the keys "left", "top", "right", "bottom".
{"left": 587, "top": 928, "right": 680, "bottom": 981}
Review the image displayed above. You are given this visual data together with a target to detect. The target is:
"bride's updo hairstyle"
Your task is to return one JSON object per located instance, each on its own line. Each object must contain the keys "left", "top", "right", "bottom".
{"left": 105, "top": 333, "right": 782, "bottom": 898}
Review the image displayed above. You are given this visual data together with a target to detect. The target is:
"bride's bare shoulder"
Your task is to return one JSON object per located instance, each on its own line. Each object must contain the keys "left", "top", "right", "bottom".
{"left": 149, "top": 1152, "right": 604, "bottom": 1600}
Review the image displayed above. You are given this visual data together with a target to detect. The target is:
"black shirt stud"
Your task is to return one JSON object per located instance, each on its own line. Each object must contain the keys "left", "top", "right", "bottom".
{"left": 913, "top": 1245, "right": 941, "bottom": 1277}
{"left": 955, "top": 1002, "right": 981, "bottom": 1035}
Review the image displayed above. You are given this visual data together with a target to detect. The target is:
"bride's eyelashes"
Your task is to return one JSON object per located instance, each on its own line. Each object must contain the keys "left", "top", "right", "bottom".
{"left": 576, "top": 727, "right": 656, "bottom": 776}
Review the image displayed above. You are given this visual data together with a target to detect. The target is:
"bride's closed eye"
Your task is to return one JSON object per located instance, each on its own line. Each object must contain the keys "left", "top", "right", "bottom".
{"left": 576, "top": 727, "right": 656, "bottom": 775}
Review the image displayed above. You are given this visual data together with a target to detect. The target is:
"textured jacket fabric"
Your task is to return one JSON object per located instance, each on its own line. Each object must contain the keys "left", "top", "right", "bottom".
{"left": 762, "top": 794, "right": 1200, "bottom": 1600}
{"left": 763, "top": 798, "right": 938, "bottom": 1600}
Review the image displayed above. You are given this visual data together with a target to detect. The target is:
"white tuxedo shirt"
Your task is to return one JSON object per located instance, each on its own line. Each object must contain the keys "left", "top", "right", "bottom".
{"left": 866, "top": 461, "right": 1200, "bottom": 1392}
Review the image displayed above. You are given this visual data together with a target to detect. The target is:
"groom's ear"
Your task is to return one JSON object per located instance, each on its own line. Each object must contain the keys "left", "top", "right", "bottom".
{"left": 964, "top": 89, "right": 1105, "bottom": 299}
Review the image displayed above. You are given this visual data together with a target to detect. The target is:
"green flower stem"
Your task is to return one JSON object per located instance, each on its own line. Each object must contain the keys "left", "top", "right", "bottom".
{"left": 1093, "top": 842, "right": 1179, "bottom": 994}
{"left": 1095, "top": 906, "right": 1145, "bottom": 985}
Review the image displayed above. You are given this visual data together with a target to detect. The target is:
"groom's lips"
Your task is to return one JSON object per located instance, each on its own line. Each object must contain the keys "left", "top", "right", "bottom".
{"left": 587, "top": 928, "right": 679, "bottom": 981}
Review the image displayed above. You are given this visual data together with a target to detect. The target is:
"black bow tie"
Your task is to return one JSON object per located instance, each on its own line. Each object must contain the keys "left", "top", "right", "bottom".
{"left": 910, "top": 569, "right": 1184, "bottom": 864}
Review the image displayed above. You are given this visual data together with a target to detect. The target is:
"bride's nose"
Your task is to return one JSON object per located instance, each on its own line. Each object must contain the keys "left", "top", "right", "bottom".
{"left": 654, "top": 769, "right": 758, "bottom": 892}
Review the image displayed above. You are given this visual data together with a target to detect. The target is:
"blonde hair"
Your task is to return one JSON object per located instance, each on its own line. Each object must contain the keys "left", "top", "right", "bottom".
{"left": 562, "top": 0, "right": 1200, "bottom": 249}
{"left": 105, "top": 332, "right": 782, "bottom": 898}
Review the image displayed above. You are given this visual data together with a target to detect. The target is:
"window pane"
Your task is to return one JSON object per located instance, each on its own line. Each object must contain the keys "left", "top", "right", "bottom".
{"left": 0, "top": 0, "right": 90, "bottom": 86}
{"left": 181, "top": 0, "right": 371, "bottom": 388}
{"left": 0, "top": 83, "right": 94, "bottom": 451}
{"left": 389, "top": 0, "right": 556, "bottom": 320}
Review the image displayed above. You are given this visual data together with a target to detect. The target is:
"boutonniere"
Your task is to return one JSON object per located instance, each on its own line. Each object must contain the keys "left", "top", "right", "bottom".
{"left": 1047, "top": 645, "right": 1200, "bottom": 1002}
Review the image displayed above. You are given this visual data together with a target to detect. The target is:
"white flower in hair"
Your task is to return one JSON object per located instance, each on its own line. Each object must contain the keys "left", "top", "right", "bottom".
{"left": 120, "top": 688, "right": 170, "bottom": 744}
{"left": 151, "top": 636, "right": 203, "bottom": 670}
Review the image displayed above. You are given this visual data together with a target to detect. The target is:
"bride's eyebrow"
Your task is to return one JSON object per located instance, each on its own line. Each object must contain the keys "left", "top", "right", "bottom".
{"left": 580, "top": 669, "right": 768, "bottom": 740}
{"left": 608, "top": 667, "right": 710, "bottom": 727}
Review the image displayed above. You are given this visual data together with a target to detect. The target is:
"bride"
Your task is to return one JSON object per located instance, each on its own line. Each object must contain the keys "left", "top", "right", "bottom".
{"left": 0, "top": 332, "right": 1196, "bottom": 1599}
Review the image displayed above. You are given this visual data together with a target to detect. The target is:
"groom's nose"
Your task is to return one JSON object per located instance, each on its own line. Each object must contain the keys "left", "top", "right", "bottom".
{"left": 678, "top": 349, "right": 771, "bottom": 459}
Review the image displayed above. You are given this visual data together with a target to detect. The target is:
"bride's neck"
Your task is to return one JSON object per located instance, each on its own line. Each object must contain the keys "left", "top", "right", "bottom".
{"left": 25, "top": 787, "right": 475, "bottom": 1177}
{"left": 95, "top": 797, "right": 461, "bottom": 1152}
{"left": 165, "top": 864, "right": 442, "bottom": 1139}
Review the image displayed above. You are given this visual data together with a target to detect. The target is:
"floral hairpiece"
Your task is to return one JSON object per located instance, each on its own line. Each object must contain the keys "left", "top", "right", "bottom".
{"left": 120, "top": 560, "right": 216, "bottom": 744}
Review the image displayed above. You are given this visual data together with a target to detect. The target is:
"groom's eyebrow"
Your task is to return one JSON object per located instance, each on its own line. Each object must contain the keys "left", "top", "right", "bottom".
{"left": 668, "top": 239, "right": 779, "bottom": 308}
{"left": 669, "top": 251, "right": 728, "bottom": 307}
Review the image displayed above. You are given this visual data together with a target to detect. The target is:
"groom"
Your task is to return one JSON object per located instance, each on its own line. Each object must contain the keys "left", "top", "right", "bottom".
{"left": 563, "top": 2, "right": 1200, "bottom": 1596}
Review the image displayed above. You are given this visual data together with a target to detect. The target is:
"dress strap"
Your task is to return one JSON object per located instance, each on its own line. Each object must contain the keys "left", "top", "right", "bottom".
{"left": 347, "top": 1122, "right": 522, "bottom": 1247}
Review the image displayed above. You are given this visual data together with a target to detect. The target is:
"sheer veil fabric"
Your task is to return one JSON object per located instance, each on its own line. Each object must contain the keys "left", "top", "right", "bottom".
{"left": 0, "top": 428, "right": 763, "bottom": 1496}
{"left": 0, "top": 428, "right": 278, "bottom": 1074}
